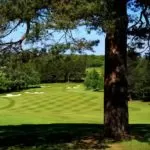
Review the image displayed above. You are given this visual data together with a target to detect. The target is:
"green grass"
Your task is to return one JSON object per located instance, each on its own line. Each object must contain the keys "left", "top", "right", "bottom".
{"left": 0, "top": 83, "right": 149, "bottom": 125}
{"left": 0, "top": 83, "right": 103, "bottom": 125}
{"left": 0, "top": 83, "right": 149, "bottom": 150}
{"left": 120, "top": 139, "right": 150, "bottom": 150}
{"left": 129, "top": 100, "right": 150, "bottom": 124}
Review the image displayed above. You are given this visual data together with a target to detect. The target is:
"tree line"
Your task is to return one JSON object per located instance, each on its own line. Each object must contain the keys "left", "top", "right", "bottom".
{"left": 0, "top": 49, "right": 104, "bottom": 93}
{"left": 1, "top": 48, "right": 150, "bottom": 102}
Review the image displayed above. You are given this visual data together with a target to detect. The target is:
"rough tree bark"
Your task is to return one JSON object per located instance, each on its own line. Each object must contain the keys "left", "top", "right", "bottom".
{"left": 104, "top": 0, "right": 129, "bottom": 139}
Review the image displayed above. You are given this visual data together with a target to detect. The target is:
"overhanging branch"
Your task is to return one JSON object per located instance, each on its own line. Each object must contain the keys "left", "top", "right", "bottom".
{"left": 0, "top": 19, "right": 22, "bottom": 39}
{"left": 0, "top": 20, "right": 30, "bottom": 48}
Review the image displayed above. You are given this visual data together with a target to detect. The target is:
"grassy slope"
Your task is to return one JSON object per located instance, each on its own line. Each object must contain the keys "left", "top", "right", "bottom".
{"left": 0, "top": 83, "right": 103, "bottom": 125}
{"left": 0, "top": 83, "right": 150, "bottom": 150}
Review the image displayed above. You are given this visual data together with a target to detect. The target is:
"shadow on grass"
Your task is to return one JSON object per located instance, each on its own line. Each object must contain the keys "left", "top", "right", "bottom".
{"left": 129, "top": 124, "right": 150, "bottom": 143}
{"left": 0, "top": 124, "right": 149, "bottom": 149}
{"left": 0, "top": 124, "right": 107, "bottom": 150}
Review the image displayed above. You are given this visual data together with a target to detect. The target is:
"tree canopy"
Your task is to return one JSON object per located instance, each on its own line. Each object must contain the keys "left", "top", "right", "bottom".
{"left": 0, "top": 0, "right": 149, "bottom": 52}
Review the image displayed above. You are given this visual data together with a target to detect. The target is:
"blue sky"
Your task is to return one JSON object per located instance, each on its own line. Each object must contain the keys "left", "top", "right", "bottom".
{"left": 70, "top": 27, "right": 105, "bottom": 55}
{"left": 2, "top": 5, "right": 145, "bottom": 56}
{"left": 3, "top": 25, "right": 105, "bottom": 55}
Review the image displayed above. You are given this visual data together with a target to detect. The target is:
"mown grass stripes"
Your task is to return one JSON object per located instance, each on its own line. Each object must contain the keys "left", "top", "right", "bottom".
{"left": 0, "top": 83, "right": 149, "bottom": 126}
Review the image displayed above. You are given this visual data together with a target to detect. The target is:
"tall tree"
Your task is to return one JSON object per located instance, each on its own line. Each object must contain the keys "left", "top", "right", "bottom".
{"left": 104, "top": 0, "right": 129, "bottom": 138}
{"left": 0, "top": 0, "right": 149, "bottom": 139}
{"left": 49, "top": 0, "right": 149, "bottom": 139}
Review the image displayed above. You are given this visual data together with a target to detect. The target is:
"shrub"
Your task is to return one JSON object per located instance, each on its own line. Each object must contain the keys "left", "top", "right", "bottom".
{"left": 0, "top": 67, "right": 40, "bottom": 93}
{"left": 84, "top": 69, "right": 104, "bottom": 91}
{"left": 22, "top": 71, "right": 40, "bottom": 85}
{"left": 0, "top": 71, "right": 10, "bottom": 92}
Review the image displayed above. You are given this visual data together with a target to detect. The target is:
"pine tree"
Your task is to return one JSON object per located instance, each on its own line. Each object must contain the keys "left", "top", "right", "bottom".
{"left": 0, "top": 0, "right": 149, "bottom": 139}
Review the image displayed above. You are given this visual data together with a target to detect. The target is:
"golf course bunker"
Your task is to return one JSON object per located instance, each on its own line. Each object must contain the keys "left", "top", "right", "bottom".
{"left": 66, "top": 85, "right": 81, "bottom": 90}
{"left": 41, "top": 85, "right": 51, "bottom": 88}
{"left": 66, "top": 87, "right": 72, "bottom": 89}
{"left": 2, "top": 94, "right": 21, "bottom": 97}
{"left": 25, "top": 92, "right": 44, "bottom": 94}
{"left": 73, "top": 85, "right": 80, "bottom": 89}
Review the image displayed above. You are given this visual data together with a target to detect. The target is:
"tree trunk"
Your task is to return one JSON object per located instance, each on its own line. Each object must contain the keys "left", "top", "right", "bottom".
{"left": 104, "top": 0, "right": 129, "bottom": 139}
{"left": 64, "top": 73, "right": 68, "bottom": 82}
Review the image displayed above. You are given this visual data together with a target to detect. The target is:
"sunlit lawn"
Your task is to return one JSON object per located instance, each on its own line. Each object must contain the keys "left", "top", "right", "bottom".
{"left": 0, "top": 83, "right": 103, "bottom": 125}
{"left": 0, "top": 83, "right": 149, "bottom": 149}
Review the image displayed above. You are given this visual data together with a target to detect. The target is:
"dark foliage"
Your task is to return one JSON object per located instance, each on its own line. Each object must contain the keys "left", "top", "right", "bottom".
{"left": 0, "top": 49, "right": 104, "bottom": 92}
{"left": 128, "top": 57, "right": 150, "bottom": 101}
{"left": 86, "top": 55, "right": 104, "bottom": 68}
